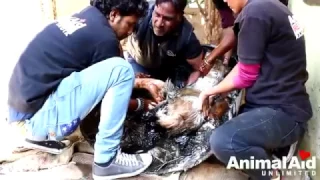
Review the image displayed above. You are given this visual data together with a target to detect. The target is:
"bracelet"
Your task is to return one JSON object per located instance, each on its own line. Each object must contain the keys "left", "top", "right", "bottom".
{"left": 204, "top": 59, "right": 212, "bottom": 66}
{"left": 135, "top": 98, "right": 144, "bottom": 112}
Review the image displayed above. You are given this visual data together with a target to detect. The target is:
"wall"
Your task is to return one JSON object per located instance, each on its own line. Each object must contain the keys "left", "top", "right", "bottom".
{"left": 0, "top": 0, "right": 46, "bottom": 152}
{"left": 53, "top": 0, "right": 208, "bottom": 44}
{"left": 0, "top": 1, "right": 44, "bottom": 113}
{"left": 289, "top": 0, "right": 320, "bottom": 178}
{"left": 55, "top": 0, "right": 88, "bottom": 18}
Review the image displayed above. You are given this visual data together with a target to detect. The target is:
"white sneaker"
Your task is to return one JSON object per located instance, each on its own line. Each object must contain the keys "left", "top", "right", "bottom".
{"left": 92, "top": 150, "right": 153, "bottom": 180}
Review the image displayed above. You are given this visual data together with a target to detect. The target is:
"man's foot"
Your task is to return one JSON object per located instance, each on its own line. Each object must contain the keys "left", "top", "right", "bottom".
{"left": 92, "top": 151, "right": 153, "bottom": 180}
{"left": 22, "top": 138, "right": 70, "bottom": 154}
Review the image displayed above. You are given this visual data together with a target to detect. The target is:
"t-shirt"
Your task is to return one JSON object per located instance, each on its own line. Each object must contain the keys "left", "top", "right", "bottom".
{"left": 213, "top": 0, "right": 289, "bottom": 28}
{"left": 234, "top": 0, "right": 312, "bottom": 121}
{"left": 125, "top": 5, "right": 202, "bottom": 70}
{"left": 8, "top": 6, "right": 121, "bottom": 115}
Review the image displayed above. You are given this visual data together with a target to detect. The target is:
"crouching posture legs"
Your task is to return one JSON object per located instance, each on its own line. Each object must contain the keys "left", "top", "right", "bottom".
{"left": 209, "top": 105, "right": 308, "bottom": 180}
{"left": 21, "top": 57, "right": 152, "bottom": 179}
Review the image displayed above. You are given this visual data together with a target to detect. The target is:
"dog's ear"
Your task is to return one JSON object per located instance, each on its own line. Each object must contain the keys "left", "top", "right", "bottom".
{"left": 208, "top": 98, "right": 229, "bottom": 120}
{"left": 201, "top": 96, "right": 210, "bottom": 118}
{"left": 163, "top": 78, "right": 175, "bottom": 92}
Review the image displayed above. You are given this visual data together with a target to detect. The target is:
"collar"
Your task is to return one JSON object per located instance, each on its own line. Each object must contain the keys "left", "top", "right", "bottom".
{"left": 80, "top": 6, "right": 110, "bottom": 27}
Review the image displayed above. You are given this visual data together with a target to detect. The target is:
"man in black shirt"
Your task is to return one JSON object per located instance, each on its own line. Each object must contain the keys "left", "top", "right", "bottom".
{"left": 7, "top": 0, "right": 157, "bottom": 179}
{"left": 125, "top": 0, "right": 204, "bottom": 87}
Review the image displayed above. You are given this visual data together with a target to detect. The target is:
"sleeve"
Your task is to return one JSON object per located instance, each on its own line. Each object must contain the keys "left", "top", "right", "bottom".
{"left": 233, "top": 62, "right": 261, "bottom": 88}
{"left": 237, "top": 17, "right": 269, "bottom": 64}
{"left": 91, "top": 39, "right": 121, "bottom": 65}
{"left": 184, "top": 32, "right": 202, "bottom": 60}
{"left": 213, "top": 0, "right": 235, "bottom": 28}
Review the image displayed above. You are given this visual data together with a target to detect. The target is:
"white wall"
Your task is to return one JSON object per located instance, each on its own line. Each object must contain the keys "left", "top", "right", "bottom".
{"left": 290, "top": 0, "right": 320, "bottom": 177}
{"left": 0, "top": 0, "right": 48, "bottom": 152}
{"left": 0, "top": 0, "right": 45, "bottom": 111}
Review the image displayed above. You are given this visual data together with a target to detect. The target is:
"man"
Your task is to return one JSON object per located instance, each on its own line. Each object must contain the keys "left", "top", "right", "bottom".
{"left": 200, "top": 0, "right": 289, "bottom": 75}
{"left": 125, "top": 0, "right": 204, "bottom": 87}
{"left": 198, "top": 0, "right": 312, "bottom": 179}
{"left": 7, "top": 0, "right": 159, "bottom": 179}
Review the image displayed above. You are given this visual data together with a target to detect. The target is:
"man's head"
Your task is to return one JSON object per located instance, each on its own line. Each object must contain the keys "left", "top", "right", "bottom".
{"left": 91, "top": 0, "right": 149, "bottom": 40}
{"left": 152, "top": 0, "right": 187, "bottom": 36}
{"left": 223, "top": 0, "right": 248, "bottom": 14}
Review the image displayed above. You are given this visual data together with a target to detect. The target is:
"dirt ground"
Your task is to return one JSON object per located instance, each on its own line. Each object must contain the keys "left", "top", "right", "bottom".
{"left": 0, "top": 127, "right": 309, "bottom": 180}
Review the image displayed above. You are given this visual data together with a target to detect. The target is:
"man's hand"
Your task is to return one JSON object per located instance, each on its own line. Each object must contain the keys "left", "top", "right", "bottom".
{"left": 186, "top": 71, "right": 201, "bottom": 85}
{"left": 143, "top": 99, "right": 158, "bottom": 111}
{"left": 197, "top": 89, "right": 217, "bottom": 117}
{"left": 135, "top": 78, "right": 165, "bottom": 103}
{"left": 199, "top": 60, "right": 213, "bottom": 76}
{"left": 223, "top": 49, "right": 233, "bottom": 65}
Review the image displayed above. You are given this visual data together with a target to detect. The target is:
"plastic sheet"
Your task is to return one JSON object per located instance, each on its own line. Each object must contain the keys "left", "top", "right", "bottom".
{"left": 80, "top": 45, "right": 243, "bottom": 175}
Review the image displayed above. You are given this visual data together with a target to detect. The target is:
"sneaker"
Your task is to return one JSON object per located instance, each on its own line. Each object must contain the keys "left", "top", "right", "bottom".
{"left": 92, "top": 151, "right": 153, "bottom": 180}
{"left": 22, "top": 138, "right": 71, "bottom": 154}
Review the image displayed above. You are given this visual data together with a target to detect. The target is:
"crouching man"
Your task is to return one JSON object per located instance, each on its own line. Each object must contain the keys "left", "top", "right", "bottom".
{"left": 125, "top": 0, "right": 205, "bottom": 87}
{"left": 7, "top": 0, "right": 155, "bottom": 179}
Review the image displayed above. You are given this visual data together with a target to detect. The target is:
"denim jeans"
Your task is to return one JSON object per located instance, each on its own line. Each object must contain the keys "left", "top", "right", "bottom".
{"left": 18, "top": 57, "right": 134, "bottom": 164}
{"left": 210, "top": 104, "right": 309, "bottom": 180}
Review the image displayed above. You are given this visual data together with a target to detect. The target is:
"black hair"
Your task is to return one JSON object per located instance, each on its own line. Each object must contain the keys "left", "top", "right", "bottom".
{"left": 90, "top": 0, "right": 149, "bottom": 18}
{"left": 155, "top": 0, "right": 187, "bottom": 14}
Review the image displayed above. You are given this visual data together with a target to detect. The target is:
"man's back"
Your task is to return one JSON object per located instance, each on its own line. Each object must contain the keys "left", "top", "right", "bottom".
{"left": 8, "top": 6, "right": 120, "bottom": 114}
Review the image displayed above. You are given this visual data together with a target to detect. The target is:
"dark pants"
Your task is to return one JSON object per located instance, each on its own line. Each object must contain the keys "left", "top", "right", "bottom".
{"left": 210, "top": 104, "right": 308, "bottom": 180}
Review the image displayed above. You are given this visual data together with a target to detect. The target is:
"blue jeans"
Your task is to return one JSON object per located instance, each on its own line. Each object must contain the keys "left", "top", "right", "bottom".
{"left": 20, "top": 57, "right": 134, "bottom": 164}
{"left": 210, "top": 104, "right": 308, "bottom": 180}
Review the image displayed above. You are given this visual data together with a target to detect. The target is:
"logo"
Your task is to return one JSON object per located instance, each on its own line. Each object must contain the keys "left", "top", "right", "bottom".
{"left": 288, "top": 15, "right": 304, "bottom": 39}
{"left": 166, "top": 50, "right": 176, "bottom": 57}
{"left": 299, "top": 150, "right": 311, "bottom": 160}
{"left": 55, "top": 17, "right": 87, "bottom": 36}
{"left": 226, "top": 150, "right": 316, "bottom": 177}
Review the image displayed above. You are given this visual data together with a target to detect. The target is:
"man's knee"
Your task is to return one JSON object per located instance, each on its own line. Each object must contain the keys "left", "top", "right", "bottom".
{"left": 88, "top": 57, "right": 135, "bottom": 84}
{"left": 99, "top": 57, "right": 134, "bottom": 75}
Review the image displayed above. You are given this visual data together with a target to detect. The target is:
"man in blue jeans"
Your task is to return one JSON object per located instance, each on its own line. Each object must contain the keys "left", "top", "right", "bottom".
{"left": 125, "top": 0, "right": 204, "bottom": 87}
{"left": 7, "top": 0, "right": 158, "bottom": 179}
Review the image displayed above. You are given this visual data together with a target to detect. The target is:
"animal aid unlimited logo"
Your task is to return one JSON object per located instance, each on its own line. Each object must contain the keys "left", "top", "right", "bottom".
{"left": 288, "top": 15, "right": 304, "bottom": 39}
{"left": 55, "top": 16, "right": 87, "bottom": 36}
{"left": 226, "top": 150, "right": 317, "bottom": 177}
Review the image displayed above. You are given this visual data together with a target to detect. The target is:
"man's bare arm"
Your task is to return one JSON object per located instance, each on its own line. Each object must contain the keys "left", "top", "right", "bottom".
{"left": 187, "top": 50, "right": 204, "bottom": 71}
{"left": 186, "top": 51, "right": 204, "bottom": 85}
{"left": 206, "top": 27, "right": 236, "bottom": 64}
